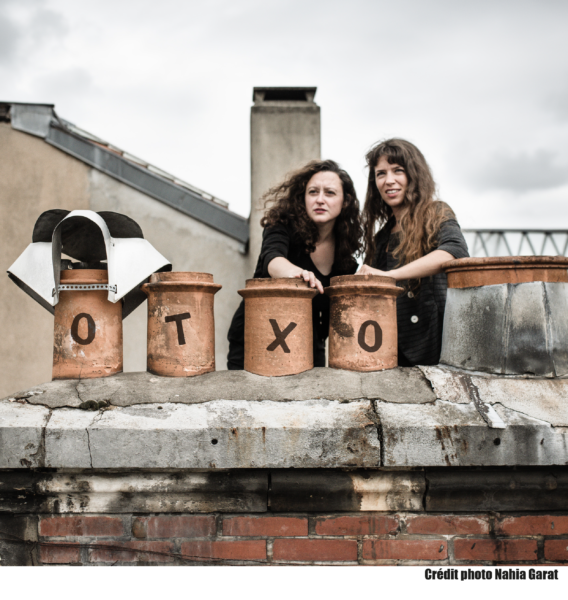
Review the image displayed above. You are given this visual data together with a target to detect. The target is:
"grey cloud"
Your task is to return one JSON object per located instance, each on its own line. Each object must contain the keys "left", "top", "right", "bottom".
{"left": 3, "top": 0, "right": 567, "bottom": 226}
{"left": 29, "top": 8, "right": 68, "bottom": 40}
{"left": 0, "top": 13, "right": 21, "bottom": 63}
{"left": 0, "top": 2, "right": 67, "bottom": 67}
{"left": 473, "top": 150, "right": 568, "bottom": 193}
{"left": 544, "top": 89, "right": 568, "bottom": 122}
{"left": 36, "top": 68, "right": 93, "bottom": 99}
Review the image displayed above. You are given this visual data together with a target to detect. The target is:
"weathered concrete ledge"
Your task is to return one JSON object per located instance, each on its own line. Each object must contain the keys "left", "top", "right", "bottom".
{"left": 2, "top": 366, "right": 568, "bottom": 468}
{"left": 0, "top": 399, "right": 379, "bottom": 469}
{"left": 4, "top": 367, "right": 436, "bottom": 408}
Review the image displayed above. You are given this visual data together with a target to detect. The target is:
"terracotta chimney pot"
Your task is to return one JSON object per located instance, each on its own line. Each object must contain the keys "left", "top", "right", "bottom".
{"left": 326, "top": 274, "right": 403, "bottom": 372}
{"left": 142, "top": 272, "right": 221, "bottom": 377}
{"left": 238, "top": 278, "right": 318, "bottom": 376}
{"left": 52, "top": 269, "right": 123, "bottom": 380}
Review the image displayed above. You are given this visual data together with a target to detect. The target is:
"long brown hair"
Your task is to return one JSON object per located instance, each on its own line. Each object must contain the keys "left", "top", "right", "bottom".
{"left": 261, "top": 159, "right": 363, "bottom": 269}
{"left": 362, "top": 138, "right": 454, "bottom": 266}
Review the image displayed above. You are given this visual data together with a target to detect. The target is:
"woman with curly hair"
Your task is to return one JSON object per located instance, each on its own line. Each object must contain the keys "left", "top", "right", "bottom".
{"left": 359, "top": 139, "right": 469, "bottom": 366}
{"left": 227, "top": 159, "right": 363, "bottom": 369}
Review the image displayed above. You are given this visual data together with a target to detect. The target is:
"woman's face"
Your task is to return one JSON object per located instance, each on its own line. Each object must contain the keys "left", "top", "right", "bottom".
{"left": 374, "top": 155, "right": 408, "bottom": 214}
{"left": 304, "top": 171, "right": 344, "bottom": 227}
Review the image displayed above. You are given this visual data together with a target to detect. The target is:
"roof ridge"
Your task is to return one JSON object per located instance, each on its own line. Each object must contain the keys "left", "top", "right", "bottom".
{"left": 54, "top": 119, "right": 229, "bottom": 209}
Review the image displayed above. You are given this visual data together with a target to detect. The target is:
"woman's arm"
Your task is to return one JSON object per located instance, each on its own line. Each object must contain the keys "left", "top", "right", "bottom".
{"left": 358, "top": 249, "right": 454, "bottom": 281}
{"left": 268, "top": 257, "right": 324, "bottom": 294}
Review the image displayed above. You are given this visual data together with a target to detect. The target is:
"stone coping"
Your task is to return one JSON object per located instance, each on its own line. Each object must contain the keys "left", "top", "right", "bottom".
{"left": 1, "top": 366, "right": 568, "bottom": 469}
{"left": 3, "top": 367, "right": 437, "bottom": 408}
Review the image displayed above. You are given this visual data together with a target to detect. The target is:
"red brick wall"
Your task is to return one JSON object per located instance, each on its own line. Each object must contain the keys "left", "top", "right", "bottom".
{"left": 35, "top": 513, "right": 568, "bottom": 565}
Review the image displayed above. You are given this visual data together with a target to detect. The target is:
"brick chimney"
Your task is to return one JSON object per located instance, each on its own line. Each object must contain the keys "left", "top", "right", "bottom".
{"left": 249, "top": 87, "right": 321, "bottom": 265}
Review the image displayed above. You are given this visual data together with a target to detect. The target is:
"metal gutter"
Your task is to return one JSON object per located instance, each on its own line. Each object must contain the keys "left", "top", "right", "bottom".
{"left": 9, "top": 103, "right": 55, "bottom": 138}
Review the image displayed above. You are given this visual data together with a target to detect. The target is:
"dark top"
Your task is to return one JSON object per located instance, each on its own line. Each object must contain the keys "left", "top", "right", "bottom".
{"left": 227, "top": 222, "right": 358, "bottom": 369}
{"left": 372, "top": 213, "right": 469, "bottom": 366}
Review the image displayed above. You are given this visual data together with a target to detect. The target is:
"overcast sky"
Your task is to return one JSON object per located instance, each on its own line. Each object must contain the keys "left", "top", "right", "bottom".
{"left": 1, "top": 0, "right": 567, "bottom": 230}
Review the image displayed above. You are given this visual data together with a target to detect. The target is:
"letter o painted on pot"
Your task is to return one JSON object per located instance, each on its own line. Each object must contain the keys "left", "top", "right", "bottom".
{"left": 357, "top": 320, "right": 382, "bottom": 353}
{"left": 71, "top": 313, "right": 96, "bottom": 345}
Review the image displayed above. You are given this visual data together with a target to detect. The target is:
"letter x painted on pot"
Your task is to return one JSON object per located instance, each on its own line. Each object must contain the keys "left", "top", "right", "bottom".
{"left": 165, "top": 312, "right": 191, "bottom": 345}
{"left": 266, "top": 319, "right": 297, "bottom": 353}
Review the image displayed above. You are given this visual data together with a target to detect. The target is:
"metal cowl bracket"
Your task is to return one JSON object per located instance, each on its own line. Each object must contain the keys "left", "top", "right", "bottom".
{"left": 55, "top": 283, "right": 118, "bottom": 294}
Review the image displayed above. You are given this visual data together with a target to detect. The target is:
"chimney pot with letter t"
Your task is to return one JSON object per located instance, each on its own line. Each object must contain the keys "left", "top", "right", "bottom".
{"left": 249, "top": 87, "right": 321, "bottom": 264}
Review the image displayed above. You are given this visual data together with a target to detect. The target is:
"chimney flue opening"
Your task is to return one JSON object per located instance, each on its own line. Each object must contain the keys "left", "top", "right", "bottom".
{"left": 264, "top": 90, "right": 307, "bottom": 101}
{"left": 253, "top": 87, "right": 317, "bottom": 104}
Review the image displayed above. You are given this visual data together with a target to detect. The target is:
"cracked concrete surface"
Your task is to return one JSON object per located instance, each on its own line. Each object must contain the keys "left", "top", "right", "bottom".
{"left": 421, "top": 365, "right": 568, "bottom": 426}
{"left": 4, "top": 367, "right": 436, "bottom": 408}
{"left": 376, "top": 398, "right": 568, "bottom": 466}
{"left": 86, "top": 427, "right": 93, "bottom": 468}
{"left": 1, "top": 397, "right": 381, "bottom": 469}
{"left": 0, "top": 402, "right": 50, "bottom": 468}
{"left": 1, "top": 366, "right": 568, "bottom": 468}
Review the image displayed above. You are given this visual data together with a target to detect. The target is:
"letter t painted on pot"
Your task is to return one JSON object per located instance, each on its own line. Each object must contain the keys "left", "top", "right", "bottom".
{"left": 165, "top": 312, "right": 191, "bottom": 345}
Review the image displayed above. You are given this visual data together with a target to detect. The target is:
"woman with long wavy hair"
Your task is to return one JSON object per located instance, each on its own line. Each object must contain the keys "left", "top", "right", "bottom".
{"left": 228, "top": 159, "right": 363, "bottom": 369}
{"left": 359, "top": 138, "right": 469, "bottom": 366}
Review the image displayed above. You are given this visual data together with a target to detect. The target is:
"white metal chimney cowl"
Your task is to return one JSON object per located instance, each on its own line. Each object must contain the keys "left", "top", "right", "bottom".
{"left": 7, "top": 209, "right": 172, "bottom": 318}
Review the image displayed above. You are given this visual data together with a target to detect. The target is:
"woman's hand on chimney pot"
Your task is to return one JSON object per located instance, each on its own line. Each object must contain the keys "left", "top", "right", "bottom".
{"left": 294, "top": 269, "right": 324, "bottom": 294}
{"left": 358, "top": 264, "right": 385, "bottom": 277}
{"left": 268, "top": 257, "right": 324, "bottom": 293}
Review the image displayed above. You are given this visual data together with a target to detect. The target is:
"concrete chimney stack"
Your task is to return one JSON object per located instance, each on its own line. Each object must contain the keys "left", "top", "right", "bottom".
{"left": 249, "top": 87, "right": 321, "bottom": 265}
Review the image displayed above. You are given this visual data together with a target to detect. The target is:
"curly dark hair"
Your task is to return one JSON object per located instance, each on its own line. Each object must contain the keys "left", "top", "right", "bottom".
{"left": 260, "top": 159, "right": 363, "bottom": 269}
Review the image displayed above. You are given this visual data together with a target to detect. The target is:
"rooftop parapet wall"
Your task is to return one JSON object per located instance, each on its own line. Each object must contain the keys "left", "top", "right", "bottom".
{"left": 3, "top": 462, "right": 568, "bottom": 565}
{"left": 2, "top": 366, "right": 567, "bottom": 469}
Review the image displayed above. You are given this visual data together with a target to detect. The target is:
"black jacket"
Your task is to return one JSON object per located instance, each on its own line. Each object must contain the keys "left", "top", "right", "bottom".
{"left": 372, "top": 213, "right": 469, "bottom": 366}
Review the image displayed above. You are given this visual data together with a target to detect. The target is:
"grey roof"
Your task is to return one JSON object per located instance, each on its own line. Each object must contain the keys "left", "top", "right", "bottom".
{"left": 1, "top": 102, "right": 249, "bottom": 245}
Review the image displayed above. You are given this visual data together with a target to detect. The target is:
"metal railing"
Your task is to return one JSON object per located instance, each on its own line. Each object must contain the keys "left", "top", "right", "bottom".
{"left": 462, "top": 230, "right": 568, "bottom": 258}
